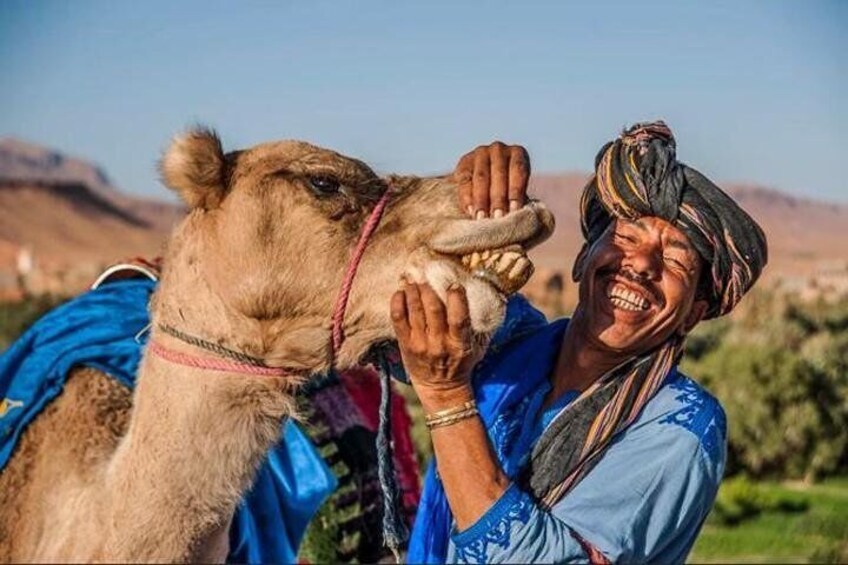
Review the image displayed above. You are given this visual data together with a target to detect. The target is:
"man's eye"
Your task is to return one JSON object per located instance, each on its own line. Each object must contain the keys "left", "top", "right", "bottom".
{"left": 308, "top": 175, "right": 341, "bottom": 195}
{"left": 615, "top": 232, "right": 637, "bottom": 244}
{"left": 664, "top": 255, "right": 688, "bottom": 270}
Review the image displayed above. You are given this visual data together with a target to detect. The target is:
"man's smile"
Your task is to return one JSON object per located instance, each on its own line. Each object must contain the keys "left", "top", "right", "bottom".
{"left": 594, "top": 270, "right": 664, "bottom": 319}
{"left": 607, "top": 281, "right": 650, "bottom": 311}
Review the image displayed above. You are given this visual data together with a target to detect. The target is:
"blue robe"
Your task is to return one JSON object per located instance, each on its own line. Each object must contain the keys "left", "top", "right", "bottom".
{"left": 410, "top": 297, "right": 726, "bottom": 564}
{"left": 0, "top": 278, "right": 337, "bottom": 563}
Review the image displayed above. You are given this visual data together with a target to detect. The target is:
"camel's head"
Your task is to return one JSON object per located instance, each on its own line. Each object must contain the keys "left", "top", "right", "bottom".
{"left": 157, "top": 128, "right": 554, "bottom": 372}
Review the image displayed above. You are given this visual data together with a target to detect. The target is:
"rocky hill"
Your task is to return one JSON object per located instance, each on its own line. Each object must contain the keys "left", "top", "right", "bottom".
{"left": 1, "top": 138, "right": 844, "bottom": 305}
{"left": 0, "top": 138, "right": 183, "bottom": 299}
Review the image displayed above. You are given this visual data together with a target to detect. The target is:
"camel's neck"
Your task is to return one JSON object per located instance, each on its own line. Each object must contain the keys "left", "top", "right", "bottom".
{"left": 103, "top": 342, "right": 296, "bottom": 561}
{"left": 100, "top": 262, "right": 306, "bottom": 561}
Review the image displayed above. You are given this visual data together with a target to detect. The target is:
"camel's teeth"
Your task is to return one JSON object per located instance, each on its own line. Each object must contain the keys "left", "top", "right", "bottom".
{"left": 484, "top": 251, "right": 502, "bottom": 269}
{"left": 468, "top": 252, "right": 483, "bottom": 269}
{"left": 508, "top": 257, "right": 531, "bottom": 280}
{"left": 496, "top": 251, "right": 520, "bottom": 274}
{"left": 481, "top": 250, "right": 491, "bottom": 261}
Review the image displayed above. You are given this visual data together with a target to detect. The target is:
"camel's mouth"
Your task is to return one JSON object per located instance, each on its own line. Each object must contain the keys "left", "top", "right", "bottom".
{"left": 459, "top": 245, "right": 534, "bottom": 296}
{"left": 425, "top": 202, "right": 551, "bottom": 297}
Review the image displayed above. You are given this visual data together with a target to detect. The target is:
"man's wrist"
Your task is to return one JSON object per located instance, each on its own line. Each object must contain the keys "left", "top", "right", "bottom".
{"left": 415, "top": 384, "right": 475, "bottom": 414}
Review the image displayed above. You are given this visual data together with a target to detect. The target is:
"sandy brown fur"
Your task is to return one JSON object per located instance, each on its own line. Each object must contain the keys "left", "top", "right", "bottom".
{"left": 0, "top": 366, "right": 132, "bottom": 562}
{"left": 0, "top": 128, "right": 555, "bottom": 562}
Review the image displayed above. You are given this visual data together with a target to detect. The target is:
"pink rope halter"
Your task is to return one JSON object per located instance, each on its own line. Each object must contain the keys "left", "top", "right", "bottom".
{"left": 331, "top": 187, "right": 393, "bottom": 357}
{"left": 149, "top": 185, "right": 393, "bottom": 375}
{"left": 147, "top": 340, "right": 291, "bottom": 377}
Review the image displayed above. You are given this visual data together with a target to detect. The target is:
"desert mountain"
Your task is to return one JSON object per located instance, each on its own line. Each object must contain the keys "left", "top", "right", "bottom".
{"left": 0, "top": 138, "right": 183, "bottom": 298}
{"left": 1, "top": 138, "right": 844, "bottom": 302}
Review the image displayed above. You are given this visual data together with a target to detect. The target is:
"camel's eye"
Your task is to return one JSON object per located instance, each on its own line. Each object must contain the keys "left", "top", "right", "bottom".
{"left": 308, "top": 175, "right": 340, "bottom": 196}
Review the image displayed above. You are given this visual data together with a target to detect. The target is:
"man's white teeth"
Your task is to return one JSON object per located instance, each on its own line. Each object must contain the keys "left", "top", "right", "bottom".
{"left": 607, "top": 284, "right": 650, "bottom": 311}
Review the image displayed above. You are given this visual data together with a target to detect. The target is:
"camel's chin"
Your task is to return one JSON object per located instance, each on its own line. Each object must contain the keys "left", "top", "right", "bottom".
{"left": 462, "top": 276, "right": 508, "bottom": 335}
{"left": 404, "top": 255, "right": 525, "bottom": 336}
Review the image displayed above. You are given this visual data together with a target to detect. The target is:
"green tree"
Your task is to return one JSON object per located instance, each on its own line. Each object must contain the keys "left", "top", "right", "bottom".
{"left": 683, "top": 292, "right": 848, "bottom": 480}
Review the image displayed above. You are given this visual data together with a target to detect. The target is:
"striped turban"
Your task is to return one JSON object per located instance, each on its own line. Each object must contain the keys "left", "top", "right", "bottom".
{"left": 578, "top": 121, "right": 768, "bottom": 318}
{"left": 523, "top": 122, "right": 768, "bottom": 509}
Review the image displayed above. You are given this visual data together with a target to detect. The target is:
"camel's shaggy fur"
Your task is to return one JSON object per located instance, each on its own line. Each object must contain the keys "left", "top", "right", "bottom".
{"left": 0, "top": 128, "right": 554, "bottom": 562}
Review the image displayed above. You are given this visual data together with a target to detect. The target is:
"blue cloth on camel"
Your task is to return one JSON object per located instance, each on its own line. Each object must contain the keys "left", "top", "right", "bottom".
{"left": 0, "top": 278, "right": 336, "bottom": 563}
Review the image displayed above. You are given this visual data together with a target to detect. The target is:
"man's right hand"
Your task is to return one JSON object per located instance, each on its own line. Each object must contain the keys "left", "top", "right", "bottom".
{"left": 454, "top": 142, "right": 531, "bottom": 219}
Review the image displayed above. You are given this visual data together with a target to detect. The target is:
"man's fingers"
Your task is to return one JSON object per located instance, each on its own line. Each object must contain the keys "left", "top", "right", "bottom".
{"left": 508, "top": 145, "right": 530, "bottom": 212}
{"left": 390, "top": 289, "right": 410, "bottom": 341}
{"left": 454, "top": 151, "right": 475, "bottom": 216}
{"left": 489, "top": 142, "right": 509, "bottom": 218}
{"left": 419, "top": 283, "right": 448, "bottom": 339}
{"left": 472, "top": 148, "right": 491, "bottom": 219}
{"left": 403, "top": 282, "right": 427, "bottom": 338}
{"left": 446, "top": 284, "right": 472, "bottom": 344}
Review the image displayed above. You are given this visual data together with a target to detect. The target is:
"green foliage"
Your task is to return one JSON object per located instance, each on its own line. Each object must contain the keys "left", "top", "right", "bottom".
{"left": 0, "top": 294, "right": 67, "bottom": 350}
{"left": 692, "top": 477, "right": 848, "bottom": 563}
{"left": 683, "top": 290, "right": 848, "bottom": 480}
{"left": 710, "top": 476, "right": 808, "bottom": 526}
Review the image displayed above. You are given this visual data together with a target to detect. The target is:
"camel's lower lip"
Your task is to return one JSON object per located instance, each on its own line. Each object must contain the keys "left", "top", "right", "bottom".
{"left": 460, "top": 245, "right": 534, "bottom": 295}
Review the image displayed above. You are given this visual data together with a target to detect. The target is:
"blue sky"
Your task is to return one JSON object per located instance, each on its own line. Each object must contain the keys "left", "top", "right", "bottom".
{"left": 1, "top": 1, "right": 845, "bottom": 202}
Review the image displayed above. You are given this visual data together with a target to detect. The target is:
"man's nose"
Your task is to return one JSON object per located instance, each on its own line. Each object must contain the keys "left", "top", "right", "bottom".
{"left": 622, "top": 243, "right": 662, "bottom": 280}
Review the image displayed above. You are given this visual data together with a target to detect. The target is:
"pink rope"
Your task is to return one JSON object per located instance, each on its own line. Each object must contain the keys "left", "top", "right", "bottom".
{"left": 331, "top": 188, "right": 393, "bottom": 357}
{"left": 147, "top": 340, "right": 291, "bottom": 377}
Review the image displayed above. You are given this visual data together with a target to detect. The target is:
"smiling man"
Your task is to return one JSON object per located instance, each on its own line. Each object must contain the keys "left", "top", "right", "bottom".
{"left": 393, "top": 122, "right": 768, "bottom": 563}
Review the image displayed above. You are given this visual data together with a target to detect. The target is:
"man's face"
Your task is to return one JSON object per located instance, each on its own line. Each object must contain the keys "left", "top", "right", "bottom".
{"left": 574, "top": 216, "right": 708, "bottom": 356}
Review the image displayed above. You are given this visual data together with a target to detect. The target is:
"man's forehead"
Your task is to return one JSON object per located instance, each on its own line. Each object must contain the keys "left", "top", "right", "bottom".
{"left": 620, "top": 217, "right": 697, "bottom": 253}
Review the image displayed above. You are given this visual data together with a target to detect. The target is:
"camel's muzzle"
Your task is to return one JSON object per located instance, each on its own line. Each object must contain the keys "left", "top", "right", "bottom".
{"left": 427, "top": 200, "right": 554, "bottom": 296}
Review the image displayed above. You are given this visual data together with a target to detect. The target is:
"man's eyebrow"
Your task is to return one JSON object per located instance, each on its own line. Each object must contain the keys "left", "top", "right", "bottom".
{"left": 667, "top": 237, "right": 696, "bottom": 253}
{"left": 632, "top": 219, "right": 696, "bottom": 253}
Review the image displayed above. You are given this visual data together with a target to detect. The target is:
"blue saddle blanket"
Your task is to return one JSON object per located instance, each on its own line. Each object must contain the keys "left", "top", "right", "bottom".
{"left": 0, "top": 278, "right": 337, "bottom": 563}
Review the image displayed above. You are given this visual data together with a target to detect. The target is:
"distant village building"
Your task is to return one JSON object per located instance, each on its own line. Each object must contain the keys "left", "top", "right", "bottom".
{"left": 776, "top": 260, "right": 848, "bottom": 303}
{"left": 17, "top": 246, "right": 33, "bottom": 276}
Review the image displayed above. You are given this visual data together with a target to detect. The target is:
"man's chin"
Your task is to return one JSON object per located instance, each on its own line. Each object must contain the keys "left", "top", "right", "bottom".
{"left": 590, "top": 323, "right": 642, "bottom": 354}
{"left": 586, "top": 304, "right": 655, "bottom": 354}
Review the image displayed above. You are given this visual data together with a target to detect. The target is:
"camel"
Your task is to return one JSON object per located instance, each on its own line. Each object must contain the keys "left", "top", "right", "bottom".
{"left": 0, "top": 128, "right": 554, "bottom": 562}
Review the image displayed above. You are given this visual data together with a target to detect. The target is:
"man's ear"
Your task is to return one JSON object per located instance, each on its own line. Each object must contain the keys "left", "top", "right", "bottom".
{"left": 680, "top": 299, "right": 708, "bottom": 336}
{"left": 571, "top": 243, "right": 590, "bottom": 282}
{"left": 159, "top": 127, "right": 227, "bottom": 210}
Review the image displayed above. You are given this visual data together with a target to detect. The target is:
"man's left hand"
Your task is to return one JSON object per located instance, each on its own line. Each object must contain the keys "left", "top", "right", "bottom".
{"left": 454, "top": 141, "right": 531, "bottom": 219}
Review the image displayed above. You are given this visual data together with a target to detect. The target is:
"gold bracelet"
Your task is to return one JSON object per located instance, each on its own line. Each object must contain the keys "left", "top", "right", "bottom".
{"left": 424, "top": 400, "right": 477, "bottom": 423}
{"left": 425, "top": 406, "right": 479, "bottom": 429}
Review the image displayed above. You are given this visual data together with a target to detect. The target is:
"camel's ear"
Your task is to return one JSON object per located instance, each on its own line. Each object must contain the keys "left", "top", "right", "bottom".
{"left": 160, "top": 127, "right": 227, "bottom": 210}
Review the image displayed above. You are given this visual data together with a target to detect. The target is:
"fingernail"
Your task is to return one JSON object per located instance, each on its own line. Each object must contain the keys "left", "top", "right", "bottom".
{"left": 466, "top": 205, "right": 474, "bottom": 217}
{"left": 509, "top": 200, "right": 521, "bottom": 212}
{"left": 492, "top": 208, "right": 504, "bottom": 219}
{"left": 448, "top": 283, "right": 461, "bottom": 291}
{"left": 475, "top": 210, "right": 486, "bottom": 220}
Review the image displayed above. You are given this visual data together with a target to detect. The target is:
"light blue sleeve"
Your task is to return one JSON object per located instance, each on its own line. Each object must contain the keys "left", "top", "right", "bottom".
{"left": 447, "top": 405, "right": 725, "bottom": 564}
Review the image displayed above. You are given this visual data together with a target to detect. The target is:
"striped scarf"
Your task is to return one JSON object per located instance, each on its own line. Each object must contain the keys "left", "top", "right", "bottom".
{"left": 522, "top": 121, "right": 767, "bottom": 509}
